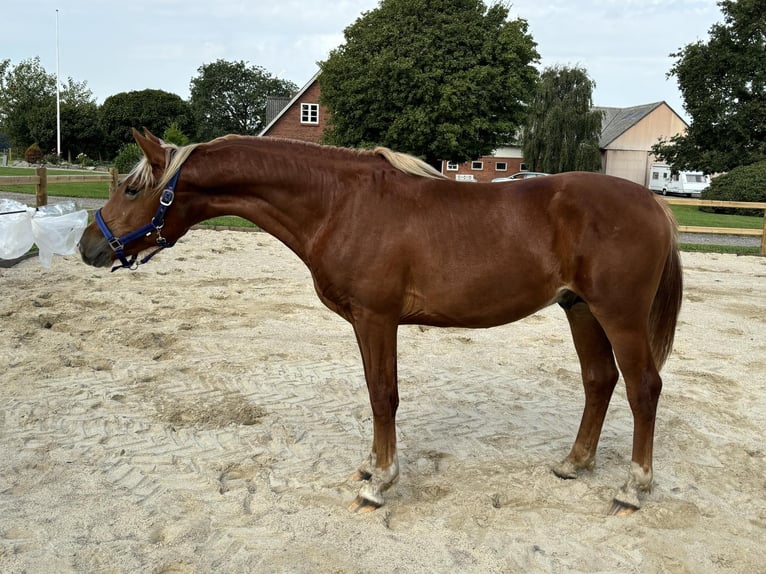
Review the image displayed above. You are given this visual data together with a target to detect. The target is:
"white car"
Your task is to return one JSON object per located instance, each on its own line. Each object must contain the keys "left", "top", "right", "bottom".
{"left": 491, "top": 171, "right": 549, "bottom": 183}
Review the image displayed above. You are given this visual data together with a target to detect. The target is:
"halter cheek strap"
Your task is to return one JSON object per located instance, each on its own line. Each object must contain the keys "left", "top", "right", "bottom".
{"left": 95, "top": 169, "right": 181, "bottom": 272}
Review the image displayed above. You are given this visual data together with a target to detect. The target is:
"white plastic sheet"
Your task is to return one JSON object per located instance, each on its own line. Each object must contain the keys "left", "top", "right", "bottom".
{"left": 0, "top": 200, "right": 35, "bottom": 259}
{"left": 0, "top": 199, "right": 88, "bottom": 267}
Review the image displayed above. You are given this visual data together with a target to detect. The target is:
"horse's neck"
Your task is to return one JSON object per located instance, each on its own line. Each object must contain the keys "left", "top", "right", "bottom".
{"left": 200, "top": 141, "right": 341, "bottom": 261}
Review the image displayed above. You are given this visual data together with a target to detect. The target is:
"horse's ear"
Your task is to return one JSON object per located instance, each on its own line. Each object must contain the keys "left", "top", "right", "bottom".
{"left": 133, "top": 127, "right": 166, "bottom": 168}
{"left": 142, "top": 128, "right": 163, "bottom": 145}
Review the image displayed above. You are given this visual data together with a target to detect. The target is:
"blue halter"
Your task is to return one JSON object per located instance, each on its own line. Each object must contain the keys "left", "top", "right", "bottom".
{"left": 95, "top": 169, "right": 181, "bottom": 272}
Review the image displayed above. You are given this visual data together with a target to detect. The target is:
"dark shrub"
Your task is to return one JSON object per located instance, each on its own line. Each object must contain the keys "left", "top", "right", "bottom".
{"left": 701, "top": 159, "right": 766, "bottom": 216}
{"left": 24, "top": 143, "right": 43, "bottom": 164}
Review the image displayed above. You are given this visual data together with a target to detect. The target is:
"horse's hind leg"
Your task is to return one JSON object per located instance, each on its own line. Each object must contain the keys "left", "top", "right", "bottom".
{"left": 553, "top": 300, "right": 619, "bottom": 479}
{"left": 605, "top": 327, "right": 662, "bottom": 514}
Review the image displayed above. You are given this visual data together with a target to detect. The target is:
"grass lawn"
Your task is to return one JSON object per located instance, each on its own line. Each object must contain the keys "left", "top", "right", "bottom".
{"left": 669, "top": 204, "right": 763, "bottom": 229}
{"left": 0, "top": 166, "right": 111, "bottom": 199}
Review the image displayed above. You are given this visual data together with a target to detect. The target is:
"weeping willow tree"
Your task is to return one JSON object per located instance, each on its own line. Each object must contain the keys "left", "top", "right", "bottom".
{"left": 521, "top": 65, "right": 603, "bottom": 173}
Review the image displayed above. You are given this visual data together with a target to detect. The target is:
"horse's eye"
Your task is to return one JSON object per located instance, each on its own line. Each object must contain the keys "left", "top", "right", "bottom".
{"left": 125, "top": 187, "right": 140, "bottom": 197}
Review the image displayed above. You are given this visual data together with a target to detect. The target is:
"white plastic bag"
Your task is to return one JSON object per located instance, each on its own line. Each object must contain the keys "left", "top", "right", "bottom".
{"left": 31, "top": 201, "right": 88, "bottom": 268}
{"left": 0, "top": 199, "right": 35, "bottom": 259}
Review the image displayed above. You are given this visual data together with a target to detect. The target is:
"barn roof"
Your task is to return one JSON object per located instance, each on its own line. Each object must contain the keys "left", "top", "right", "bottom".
{"left": 596, "top": 101, "right": 684, "bottom": 148}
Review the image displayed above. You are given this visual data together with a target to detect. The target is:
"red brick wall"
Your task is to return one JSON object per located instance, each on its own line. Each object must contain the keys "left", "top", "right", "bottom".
{"left": 264, "top": 82, "right": 327, "bottom": 143}
{"left": 443, "top": 156, "right": 526, "bottom": 183}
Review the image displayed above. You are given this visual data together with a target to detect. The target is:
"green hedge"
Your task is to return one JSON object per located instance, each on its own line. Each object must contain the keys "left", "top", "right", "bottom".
{"left": 701, "top": 159, "right": 766, "bottom": 215}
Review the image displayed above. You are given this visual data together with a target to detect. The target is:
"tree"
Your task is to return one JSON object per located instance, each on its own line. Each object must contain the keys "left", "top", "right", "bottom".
{"left": 318, "top": 0, "right": 539, "bottom": 167}
{"left": 521, "top": 65, "right": 603, "bottom": 173}
{"left": 652, "top": 0, "right": 766, "bottom": 173}
{"left": 0, "top": 57, "right": 56, "bottom": 152}
{"left": 189, "top": 60, "right": 298, "bottom": 141}
{"left": 59, "top": 78, "right": 103, "bottom": 160}
{"left": 0, "top": 57, "right": 100, "bottom": 159}
{"left": 100, "top": 90, "right": 192, "bottom": 158}
{"left": 162, "top": 122, "right": 190, "bottom": 147}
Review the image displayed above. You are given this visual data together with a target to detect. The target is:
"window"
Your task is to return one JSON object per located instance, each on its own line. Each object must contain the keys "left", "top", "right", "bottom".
{"left": 446, "top": 161, "right": 459, "bottom": 171}
{"left": 471, "top": 161, "right": 483, "bottom": 170}
{"left": 652, "top": 172, "right": 659, "bottom": 180}
{"left": 495, "top": 162, "right": 508, "bottom": 172}
{"left": 301, "top": 103, "right": 319, "bottom": 125}
{"left": 519, "top": 163, "right": 528, "bottom": 171}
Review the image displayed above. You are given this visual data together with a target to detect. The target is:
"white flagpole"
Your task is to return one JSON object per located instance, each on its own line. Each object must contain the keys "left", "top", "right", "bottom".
{"left": 56, "top": 9, "right": 61, "bottom": 157}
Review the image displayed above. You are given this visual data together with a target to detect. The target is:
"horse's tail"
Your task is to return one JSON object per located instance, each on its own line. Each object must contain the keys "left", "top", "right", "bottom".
{"left": 649, "top": 203, "right": 683, "bottom": 370}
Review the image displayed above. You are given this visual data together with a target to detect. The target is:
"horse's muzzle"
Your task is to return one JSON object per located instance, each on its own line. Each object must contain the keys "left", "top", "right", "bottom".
{"left": 78, "top": 225, "right": 114, "bottom": 268}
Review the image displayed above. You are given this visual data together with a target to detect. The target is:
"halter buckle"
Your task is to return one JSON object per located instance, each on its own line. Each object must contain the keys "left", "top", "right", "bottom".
{"left": 160, "top": 189, "right": 174, "bottom": 206}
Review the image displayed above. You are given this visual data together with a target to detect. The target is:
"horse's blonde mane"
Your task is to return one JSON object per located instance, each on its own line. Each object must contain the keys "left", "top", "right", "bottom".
{"left": 373, "top": 147, "right": 447, "bottom": 180}
{"left": 124, "top": 140, "right": 202, "bottom": 195}
{"left": 124, "top": 136, "right": 447, "bottom": 191}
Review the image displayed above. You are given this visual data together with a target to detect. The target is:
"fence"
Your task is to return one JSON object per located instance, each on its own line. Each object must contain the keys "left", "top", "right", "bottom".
{"left": 1, "top": 169, "right": 765, "bottom": 254}
{"left": 0, "top": 167, "right": 119, "bottom": 207}
{"left": 662, "top": 197, "right": 766, "bottom": 254}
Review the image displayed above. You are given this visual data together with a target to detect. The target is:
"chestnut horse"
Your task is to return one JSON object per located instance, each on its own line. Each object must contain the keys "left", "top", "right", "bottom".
{"left": 79, "top": 129, "right": 682, "bottom": 514}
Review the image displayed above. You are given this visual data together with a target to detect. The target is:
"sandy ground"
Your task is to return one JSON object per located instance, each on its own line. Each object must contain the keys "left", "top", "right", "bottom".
{"left": 1, "top": 230, "right": 764, "bottom": 573}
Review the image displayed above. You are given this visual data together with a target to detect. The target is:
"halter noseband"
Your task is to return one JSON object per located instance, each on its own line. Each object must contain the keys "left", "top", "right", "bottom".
{"left": 95, "top": 168, "right": 181, "bottom": 272}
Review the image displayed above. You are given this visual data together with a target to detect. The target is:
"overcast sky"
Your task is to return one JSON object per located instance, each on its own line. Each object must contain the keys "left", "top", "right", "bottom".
{"left": 3, "top": 0, "right": 722, "bottom": 120}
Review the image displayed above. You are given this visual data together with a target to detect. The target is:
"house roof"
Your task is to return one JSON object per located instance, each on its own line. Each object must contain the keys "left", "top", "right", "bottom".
{"left": 259, "top": 71, "right": 321, "bottom": 136}
{"left": 263, "top": 96, "right": 292, "bottom": 127}
{"left": 596, "top": 101, "right": 686, "bottom": 148}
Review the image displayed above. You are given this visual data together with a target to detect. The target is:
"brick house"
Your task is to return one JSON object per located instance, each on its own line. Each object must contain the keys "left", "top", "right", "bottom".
{"left": 260, "top": 72, "right": 326, "bottom": 143}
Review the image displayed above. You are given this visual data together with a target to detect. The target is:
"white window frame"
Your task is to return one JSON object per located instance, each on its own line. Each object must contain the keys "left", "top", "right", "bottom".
{"left": 495, "top": 162, "right": 508, "bottom": 172}
{"left": 300, "top": 103, "right": 319, "bottom": 125}
{"left": 446, "top": 161, "right": 459, "bottom": 171}
{"left": 471, "top": 161, "right": 483, "bottom": 171}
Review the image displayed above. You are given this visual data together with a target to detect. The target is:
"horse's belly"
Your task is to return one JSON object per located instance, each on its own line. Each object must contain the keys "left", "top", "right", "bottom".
{"left": 401, "top": 280, "right": 559, "bottom": 328}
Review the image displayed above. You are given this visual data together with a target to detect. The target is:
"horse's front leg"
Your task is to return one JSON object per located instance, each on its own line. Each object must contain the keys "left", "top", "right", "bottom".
{"left": 349, "top": 313, "right": 400, "bottom": 512}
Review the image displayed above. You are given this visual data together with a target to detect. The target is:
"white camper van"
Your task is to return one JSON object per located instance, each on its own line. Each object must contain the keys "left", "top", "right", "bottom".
{"left": 648, "top": 164, "right": 710, "bottom": 198}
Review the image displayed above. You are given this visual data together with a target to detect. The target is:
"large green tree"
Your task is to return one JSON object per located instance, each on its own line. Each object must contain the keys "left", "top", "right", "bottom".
{"left": 521, "top": 65, "right": 603, "bottom": 173}
{"left": 0, "top": 57, "right": 100, "bottom": 159}
{"left": 99, "top": 89, "right": 192, "bottom": 157}
{"left": 189, "top": 60, "right": 298, "bottom": 141}
{"left": 318, "top": 0, "right": 539, "bottom": 166}
{"left": 653, "top": 0, "right": 766, "bottom": 173}
{"left": 0, "top": 57, "right": 56, "bottom": 152}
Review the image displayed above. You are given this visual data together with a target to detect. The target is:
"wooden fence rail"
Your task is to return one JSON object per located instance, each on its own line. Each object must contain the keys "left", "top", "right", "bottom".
{"left": 662, "top": 197, "right": 766, "bottom": 254}
{"left": 0, "top": 167, "right": 118, "bottom": 207}
{"left": 1, "top": 169, "right": 765, "bottom": 254}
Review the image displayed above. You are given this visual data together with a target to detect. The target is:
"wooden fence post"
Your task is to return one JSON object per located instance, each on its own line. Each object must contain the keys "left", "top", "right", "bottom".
{"left": 109, "top": 167, "right": 118, "bottom": 196}
{"left": 761, "top": 213, "right": 766, "bottom": 256}
{"left": 35, "top": 167, "right": 47, "bottom": 207}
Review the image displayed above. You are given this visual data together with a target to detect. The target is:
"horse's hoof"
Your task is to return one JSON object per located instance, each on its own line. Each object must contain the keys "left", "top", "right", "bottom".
{"left": 609, "top": 499, "right": 639, "bottom": 516}
{"left": 349, "top": 496, "right": 382, "bottom": 513}
{"left": 551, "top": 460, "right": 579, "bottom": 480}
